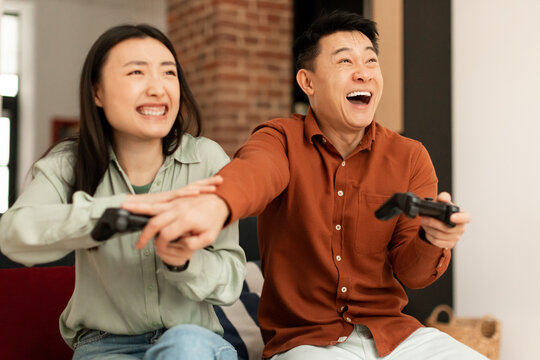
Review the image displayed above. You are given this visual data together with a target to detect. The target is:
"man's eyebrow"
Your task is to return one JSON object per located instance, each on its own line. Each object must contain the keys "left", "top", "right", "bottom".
{"left": 123, "top": 60, "right": 176, "bottom": 66}
{"left": 331, "top": 46, "right": 377, "bottom": 56}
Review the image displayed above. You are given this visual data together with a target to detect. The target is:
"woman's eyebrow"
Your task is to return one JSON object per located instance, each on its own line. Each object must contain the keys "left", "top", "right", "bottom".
{"left": 122, "top": 60, "right": 176, "bottom": 67}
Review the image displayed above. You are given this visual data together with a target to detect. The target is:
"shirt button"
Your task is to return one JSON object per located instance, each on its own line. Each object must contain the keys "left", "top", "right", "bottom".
{"left": 144, "top": 249, "right": 151, "bottom": 256}
{"left": 336, "top": 224, "right": 342, "bottom": 231}
{"left": 155, "top": 180, "right": 161, "bottom": 186}
{"left": 322, "top": 138, "right": 327, "bottom": 143}
{"left": 337, "top": 190, "right": 344, "bottom": 196}
{"left": 336, "top": 255, "right": 342, "bottom": 261}
{"left": 340, "top": 306, "right": 345, "bottom": 311}
{"left": 346, "top": 317, "right": 352, "bottom": 322}
{"left": 341, "top": 286, "right": 347, "bottom": 293}
{"left": 341, "top": 161, "right": 346, "bottom": 167}
{"left": 148, "top": 285, "right": 153, "bottom": 291}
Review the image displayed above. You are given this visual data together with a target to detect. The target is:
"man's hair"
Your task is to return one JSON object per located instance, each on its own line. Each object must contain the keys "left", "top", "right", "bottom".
{"left": 294, "top": 10, "right": 379, "bottom": 71}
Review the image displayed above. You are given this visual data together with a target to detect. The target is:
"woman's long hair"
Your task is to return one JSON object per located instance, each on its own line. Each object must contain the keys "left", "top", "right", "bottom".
{"left": 75, "top": 24, "right": 202, "bottom": 195}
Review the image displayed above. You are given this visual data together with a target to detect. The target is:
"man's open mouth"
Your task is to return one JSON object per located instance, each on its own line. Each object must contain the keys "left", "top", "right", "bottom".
{"left": 346, "top": 91, "right": 372, "bottom": 105}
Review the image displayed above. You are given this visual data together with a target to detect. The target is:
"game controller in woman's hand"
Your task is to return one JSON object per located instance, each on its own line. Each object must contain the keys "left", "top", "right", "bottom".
{"left": 91, "top": 208, "right": 150, "bottom": 241}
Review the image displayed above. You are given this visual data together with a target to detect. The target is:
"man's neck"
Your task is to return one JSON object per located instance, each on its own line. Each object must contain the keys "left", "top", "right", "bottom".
{"left": 318, "top": 124, "right": 366, "bottom": 158}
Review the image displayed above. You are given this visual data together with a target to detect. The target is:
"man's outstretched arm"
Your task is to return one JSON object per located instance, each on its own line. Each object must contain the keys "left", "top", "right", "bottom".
{"left": 123, "top": 124, "right": 291, "bottom": 263}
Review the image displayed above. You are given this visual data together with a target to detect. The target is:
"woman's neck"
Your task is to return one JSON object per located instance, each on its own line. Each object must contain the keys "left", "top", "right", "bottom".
{"left": 114, "top": 139, "right": 164, "bottom": 186}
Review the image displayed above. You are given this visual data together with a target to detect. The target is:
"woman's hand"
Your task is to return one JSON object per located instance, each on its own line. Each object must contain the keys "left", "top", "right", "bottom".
{"left": 123, "top": 175, "right": 223, "bottom": 212}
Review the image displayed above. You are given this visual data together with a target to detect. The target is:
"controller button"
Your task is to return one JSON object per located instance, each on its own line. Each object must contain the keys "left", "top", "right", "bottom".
{"left": 337, "top": 190, "right": 344, "bottom": 197}
{"left": 335, "top": 224, "right": 342, "bottom": 231}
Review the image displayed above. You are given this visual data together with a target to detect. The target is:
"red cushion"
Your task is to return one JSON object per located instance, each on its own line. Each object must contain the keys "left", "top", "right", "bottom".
{"left": 0, "top": 266, "right": 75, "bottom": 360}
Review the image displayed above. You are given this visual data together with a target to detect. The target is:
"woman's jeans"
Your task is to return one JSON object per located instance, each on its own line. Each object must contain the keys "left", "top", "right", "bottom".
{"left": 72, "top": 324, "right": 237, "bottom": 360}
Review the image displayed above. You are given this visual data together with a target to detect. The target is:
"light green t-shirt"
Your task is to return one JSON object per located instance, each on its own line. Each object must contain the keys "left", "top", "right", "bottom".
{"left": 0, "top": 134, "right": 246, "bottom": 348}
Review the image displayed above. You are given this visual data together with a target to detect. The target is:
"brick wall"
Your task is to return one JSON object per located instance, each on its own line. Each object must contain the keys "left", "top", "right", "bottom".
{"left": 167, "top": 0, "right": 293, "bottom": 156}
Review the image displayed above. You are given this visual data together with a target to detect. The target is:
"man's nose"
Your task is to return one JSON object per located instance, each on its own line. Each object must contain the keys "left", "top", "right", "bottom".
{"left": 353, "top": 67, "right": 373, "bottom": 82}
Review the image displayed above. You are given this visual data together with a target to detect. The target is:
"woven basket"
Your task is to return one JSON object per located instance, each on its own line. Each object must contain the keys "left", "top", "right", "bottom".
{"left": 425, "top": 305, "right": 501, "bottom": 360}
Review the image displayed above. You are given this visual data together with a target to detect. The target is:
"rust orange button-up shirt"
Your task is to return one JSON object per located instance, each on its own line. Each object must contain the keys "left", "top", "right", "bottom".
{"left": 215, "top": 109, "right": 451, "bottom": 358}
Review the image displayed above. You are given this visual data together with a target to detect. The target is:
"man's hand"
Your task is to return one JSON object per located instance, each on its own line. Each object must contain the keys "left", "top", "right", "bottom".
{"left": 420, "top": 192, "right": 471, "bottom": 249}
{"left": 122, "top": 188, "right": 230, "bottom": 267}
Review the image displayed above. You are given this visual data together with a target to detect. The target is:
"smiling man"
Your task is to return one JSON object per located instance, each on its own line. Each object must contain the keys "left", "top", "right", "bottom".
{"left": 124, "top": 10, "right": 486, "bottom": 360}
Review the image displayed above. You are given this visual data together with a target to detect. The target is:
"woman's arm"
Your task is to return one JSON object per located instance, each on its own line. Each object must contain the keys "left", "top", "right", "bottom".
{"left": 0, "top": 148, "right": 124, "bottom": 266}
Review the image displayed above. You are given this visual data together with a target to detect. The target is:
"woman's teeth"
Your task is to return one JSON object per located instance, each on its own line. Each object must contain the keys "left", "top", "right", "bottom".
{"left": 137, "top": 106, "right": 167, "bottom": 116}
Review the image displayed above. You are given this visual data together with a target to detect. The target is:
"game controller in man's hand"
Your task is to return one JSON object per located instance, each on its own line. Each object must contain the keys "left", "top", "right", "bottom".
{"left": 91, "top": 208, "right": 151, "bottom": 241}
{"left": 375, "top": 192, "right": 460, "bottom": 227}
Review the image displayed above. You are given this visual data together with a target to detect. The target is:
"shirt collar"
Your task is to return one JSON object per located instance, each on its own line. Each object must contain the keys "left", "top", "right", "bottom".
{"left": 301, "top": 106, "right": 377, "bottom": 152}
{"left": 107, "top": 134, "right": 201, "bottom": 168}
{"left": 174, "top": 134, "right": 201, "bottom": 164}
{"left": 302, "top": 107, "right": 324, "bottom": 144}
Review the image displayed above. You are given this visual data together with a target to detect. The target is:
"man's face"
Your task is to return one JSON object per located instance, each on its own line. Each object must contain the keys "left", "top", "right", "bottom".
{"left": 298, "top": 31, "right": 383, "bottom": 138}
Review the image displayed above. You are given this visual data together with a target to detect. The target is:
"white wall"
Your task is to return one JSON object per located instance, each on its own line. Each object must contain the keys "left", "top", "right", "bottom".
{"left": 8, "top": 0, "right": 166, "bottom": 192}
{"left": 453, "top": 1, "right": 540, "bottom": 359}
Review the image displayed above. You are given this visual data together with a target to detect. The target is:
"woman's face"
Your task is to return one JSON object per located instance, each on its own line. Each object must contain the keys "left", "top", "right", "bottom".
{"left": 94, "top": 37, "right": 180, "bottom": 145}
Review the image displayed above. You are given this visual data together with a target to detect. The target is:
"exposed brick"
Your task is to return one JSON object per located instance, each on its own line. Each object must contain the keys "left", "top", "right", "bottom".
{"left": 168, "top": 0, "right": 293, "bottom": 156}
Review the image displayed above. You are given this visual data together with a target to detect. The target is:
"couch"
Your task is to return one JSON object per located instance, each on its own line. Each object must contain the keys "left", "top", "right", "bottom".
{"left": 0, "top": 217, "right": 264, "bottom": 360}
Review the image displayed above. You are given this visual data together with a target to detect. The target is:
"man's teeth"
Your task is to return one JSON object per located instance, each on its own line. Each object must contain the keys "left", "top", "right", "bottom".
{"left": 138, "top": 106, "right": 166, "bottom": 116}
{"left": 346, "top": 91, "right": 372, "bottom": 98}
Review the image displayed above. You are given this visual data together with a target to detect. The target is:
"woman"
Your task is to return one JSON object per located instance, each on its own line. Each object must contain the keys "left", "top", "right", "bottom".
{"left": 0, "top": 25, "right": 245, "bottom": 360}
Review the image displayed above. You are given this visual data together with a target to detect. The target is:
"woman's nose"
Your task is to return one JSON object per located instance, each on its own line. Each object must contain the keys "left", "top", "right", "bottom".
{"left": 146, "top": 77, "right": 166, "bottom": 97}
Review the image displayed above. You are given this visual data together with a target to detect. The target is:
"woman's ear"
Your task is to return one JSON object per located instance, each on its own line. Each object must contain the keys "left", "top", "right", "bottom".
{"left": 94, "top": 85, "right": 103, "bottom": 107}
{"left": 296, "top": 69, "right": 314, "bottom": 96}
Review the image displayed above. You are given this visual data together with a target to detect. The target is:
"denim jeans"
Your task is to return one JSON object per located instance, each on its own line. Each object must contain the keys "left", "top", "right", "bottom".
{"left": 72, "top": 324, "right": 237, "bottom": 360}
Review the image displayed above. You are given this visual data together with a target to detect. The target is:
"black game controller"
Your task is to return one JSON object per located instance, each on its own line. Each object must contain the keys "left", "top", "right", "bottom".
{"left": 91, "top": 208, "right": 151, "bottom": 241}
{"left": 375, "top": 192, "right": 460, "bottom": 227}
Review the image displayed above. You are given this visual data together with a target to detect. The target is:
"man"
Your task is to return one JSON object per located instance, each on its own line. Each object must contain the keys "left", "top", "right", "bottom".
{"left": 124, "top": 10, "right": 485, "bottom": 360}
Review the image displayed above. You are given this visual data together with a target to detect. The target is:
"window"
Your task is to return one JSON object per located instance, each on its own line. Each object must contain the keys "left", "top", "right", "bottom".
{"left": 1, "top": 12, "right": 20, "bottom": 213}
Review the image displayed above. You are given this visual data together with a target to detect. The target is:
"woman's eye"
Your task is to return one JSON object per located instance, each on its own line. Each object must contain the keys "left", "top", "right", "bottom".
{"left": 339, "top": 59, "right": 351, "bottom": 64}
{"left": 367, "top": 58, "right": 378, "bottom": 63}
{"left": 165, "top": 70, "right": 177, "bottom": 76}
{"left": 128, "top": 70, "right": 143, "bottom": 75}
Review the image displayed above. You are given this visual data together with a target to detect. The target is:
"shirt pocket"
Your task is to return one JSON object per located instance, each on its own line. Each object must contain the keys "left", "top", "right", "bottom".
{"left": 354, "top": 192, "right": 398, "bottom": 254}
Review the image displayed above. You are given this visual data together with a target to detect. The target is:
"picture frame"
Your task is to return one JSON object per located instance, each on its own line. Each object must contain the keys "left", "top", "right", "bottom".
{"left": 51, "top": 118, "right": 79, "bottom": 144}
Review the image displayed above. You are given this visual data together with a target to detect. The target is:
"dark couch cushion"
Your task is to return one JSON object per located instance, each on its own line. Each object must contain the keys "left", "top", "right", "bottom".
{"left": 0, "top": 265, "right": 75, "bottom": 360}
{"left": 215, "top": 261, "right": 264, "bottom": 360}
{"left": 0, "top": 261, "right": 264, "bottom": 360}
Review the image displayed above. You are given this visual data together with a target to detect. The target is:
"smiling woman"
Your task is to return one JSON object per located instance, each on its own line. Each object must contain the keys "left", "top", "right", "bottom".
{"left": 0, "top": 24, "right": 245, "bottom": 360}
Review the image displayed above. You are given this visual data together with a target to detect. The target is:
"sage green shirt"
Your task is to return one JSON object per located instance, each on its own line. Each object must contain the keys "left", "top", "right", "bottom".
{"left": 0, "top": 134, "right": 246, "bottom": 348}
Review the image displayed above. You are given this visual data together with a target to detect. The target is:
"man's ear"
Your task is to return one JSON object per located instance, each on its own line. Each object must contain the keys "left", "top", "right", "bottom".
{"left": 94, "top": 85, "right": 103, "bottom": 108}
{"left": 296, "top": 69, "right": 314, "bottom": 97}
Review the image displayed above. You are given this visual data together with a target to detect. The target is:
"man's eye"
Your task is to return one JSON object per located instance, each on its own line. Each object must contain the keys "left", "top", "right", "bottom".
{"left": 339, "top": 59, "right": 351, "bottom": 64}
{"left": 367, "top": 58, "right": 378, "bottom": 63}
